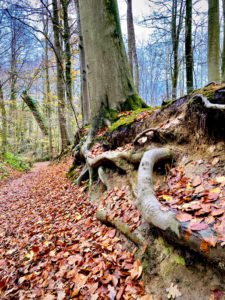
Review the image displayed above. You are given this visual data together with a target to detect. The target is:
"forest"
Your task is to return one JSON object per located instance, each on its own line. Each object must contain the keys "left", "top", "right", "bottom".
{"left": 0, "top": 0, "right": 225, "bottom": 299}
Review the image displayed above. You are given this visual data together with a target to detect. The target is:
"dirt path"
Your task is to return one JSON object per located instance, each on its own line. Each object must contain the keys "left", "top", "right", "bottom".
{"left": 0, "top": 158, "right": 145, "bottom": 299}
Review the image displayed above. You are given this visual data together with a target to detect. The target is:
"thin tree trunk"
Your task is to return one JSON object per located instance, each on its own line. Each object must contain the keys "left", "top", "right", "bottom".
{"left": 61, "top": 0, "right": 73, "bottom": 108}
{"left": 222, "top": 0, "right": 225, "bottom": 82}
{"left": 128, "top": 0, "right": 139, "bottom": 92}
{"left": 0, "top": 83, "right": 8, "bottom": 151}
{"left": 74, "top": 0, "right": 90, "bottom": 125}
{"left": 208, "top": 0, "right": 220, "bottom": 82}
{"left": 185, "top": 0, "right": 193, "bottom": 93}
{"left": 44, "top": 19, "right": 53, "bottom": 158}
{"left": 21, "top": 91, "right": 48, "bottom": 136}
{"left": 171, "top": 0, "right": 184, "bottom": 99}
{"left": 52, "top": 0, "right": 70, "bottom": 151}
{"left": 127, "top": 0, "right": 133, "bottom": 78}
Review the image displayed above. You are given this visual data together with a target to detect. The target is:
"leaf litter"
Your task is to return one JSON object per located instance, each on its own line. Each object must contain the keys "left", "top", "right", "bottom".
{"left": 0, "top": 158, "right": 144, "bottom": 299}
{"left": 156, "top": 159, "right": 225, "bottom": 250}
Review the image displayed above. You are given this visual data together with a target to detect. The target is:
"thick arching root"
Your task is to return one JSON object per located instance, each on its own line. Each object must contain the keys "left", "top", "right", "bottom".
{"left": 136, "top": 148, "right": 225, "bottom": 264}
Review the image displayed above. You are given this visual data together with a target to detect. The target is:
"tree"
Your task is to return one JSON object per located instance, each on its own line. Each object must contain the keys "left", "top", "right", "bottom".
{"left": 52, "top": 0, "right": 70, "bottom": 150}
{"left": 222, "top": 0, "right": 225, "bottom": 83}
{"left": 60, "top": 0, "right": 72, "bottom": 108}
{"left": 208, "top": 0, "right": 220, "bottom": 82}
{"left": 171, "top": 0, "right": 185, "bottom": 99}
{"left": 185, "top": 0, "right": 193, "bottom": 93}
{"left": 127, "top": 0, "right": 139, "bottom": 92}
{"left": 0, "top": 82, "right": 8, "bottom": 151}
{"left": 74, "top": 0, "right": 90, "bottom": 126}
{"left": 79, "top": 0, "right": 147, "bottom": 133}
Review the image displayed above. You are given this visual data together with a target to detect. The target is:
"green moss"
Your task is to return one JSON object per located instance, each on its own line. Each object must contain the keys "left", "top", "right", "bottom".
{"left": 174, "top": 255, "right": 185, "bottom": 266}
{"left": 121, "top": 94, "right": 149, "bottom": 111}
{"left": 1, "top": 152, "right": 30, "bottom": 172}
{"left": 67, "top": 164, "right": 76, "bottom": 178}
{"left": 218, "top": 262, "right": 225, "bottom": 271}
{"left": 190, "top": 83, "right": 225, "bottom": 102}
{"left": 105, "top": 0, "right": 123, "bottom": 41}
{"left": 105, "top": 108, "right": 118, "bottom": 122}
{"left": 109, "top": 107, "right": 154, "bottom": 132}
{"left": 0, "top": 162, "right": 9, "bottom": 179}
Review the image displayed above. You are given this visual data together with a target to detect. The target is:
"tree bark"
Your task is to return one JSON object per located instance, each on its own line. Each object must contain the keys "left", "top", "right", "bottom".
{"left": 127, "top": 0, "right": 133, "bottom": 78}
{"left": 61, "top": 0, "right": 73, "bottom": 108}
{"left": 222, "top": 0, "right": 225, "bottom": 83}
{"left": 127, "top": 0, "right": 139, "bottom": 93}
{"left": 208, "top": 0, "right": 220, "bottom": 83}
{"left": 21, "top": 91, "right": 48, "bottom": 137}
{"left": 52, "top": 0, "right": 70, "bottom": 150}
{"left": 79, "top": 0, "right": 147, "bottom": 133}
{"left": 74, "top": 0, "right": 90, "bottom": 126}
{"left": 185, "top": 0, "right": 194, "bottom": 93}
{"left": 44, "top": 18, "right": 53, "bottom": 158}
{"left": 0, "top": 83, "right": 8, "bottom": 151}
{"left": 171, "top": 0, "right": 184, "bottom": 99}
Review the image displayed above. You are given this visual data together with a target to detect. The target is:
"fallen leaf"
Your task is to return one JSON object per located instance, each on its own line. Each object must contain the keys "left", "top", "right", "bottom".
{"left": 216, "top": 177, "right": 225, "bottom": 183}
{"left": 57, "top": 290, "right": 66, "bottom": 300}
{"left": 166, "top": 283, "right": 182, "bottom": 299}
{"left": 190, "top": 223, "right": 208, "bottom": 231}
{"left": 212, "top": 157, "right": 220, "bottom": 165}
{"left": 162, "top": 195, "right": 173, "bottom": 201}
{"left": 176, "top": 213, "right": 192, "bottom": 222}
{"left": 192, "top": 176, "right": 201, "bottom": 187}
{"left": 140, "top": 294, "right": 153, "bottom": 300}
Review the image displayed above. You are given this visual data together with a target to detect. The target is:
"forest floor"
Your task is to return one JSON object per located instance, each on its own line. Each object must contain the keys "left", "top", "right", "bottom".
{"left": 0, "top": 157, "right": 147, "bottom": 300}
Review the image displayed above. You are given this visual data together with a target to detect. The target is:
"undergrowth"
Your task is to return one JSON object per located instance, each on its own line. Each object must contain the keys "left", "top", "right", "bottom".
{"left": 1, "top": 152, "right": 30, "bottom": 172}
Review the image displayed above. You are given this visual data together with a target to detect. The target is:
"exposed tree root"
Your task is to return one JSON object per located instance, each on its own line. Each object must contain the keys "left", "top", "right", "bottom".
{"left": 194, "top": 94, "right": 225, "bottom": 110}
{"left": 87, "top": 151, "right": 144, "bottom": 171}
{"left": 77, "top": 164, "right": 89, "bottom": 186}
{"left": 133, "top": 128, "right": 158, "bottom": 144}
{"left": 96, "top": 209, "right": 145, "bottom": 247}
{"left": 136, "top": 148, "right": 225, "bottom": 264}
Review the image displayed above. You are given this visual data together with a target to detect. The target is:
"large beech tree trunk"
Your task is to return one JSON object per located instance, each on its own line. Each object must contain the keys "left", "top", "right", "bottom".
{"left": 52, "top": 0, "right": 70, "bottom": 150}
{"left": 79, "top": 0, "right": 147, "bottom": 132}
{"left": 208, "top": 0, "right": 220, "bottom": 83}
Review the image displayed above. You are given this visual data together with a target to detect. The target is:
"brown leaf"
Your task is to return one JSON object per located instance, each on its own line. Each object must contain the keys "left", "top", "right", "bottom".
{"left": 192, "top": 176, "right": 201, "bottom": 187}
{"left": 43, "top": 294, "right": 56, "bottom": 300}
{"left": 166, "top": 283, "right": 182, "bottom": 298}
{"left": 212, "top": 209, "right": 224, "bottom": 217}
{"left": 116, "top": 285, "right": 125, "bottom": 300}
{"left": 212, "top": 157, "right": 220, "bottom": 165}
{"left": 140, "top": 294, "right": 153, "bottom": 300}
{"left": 190, "top": 223, "right": 208, "bottom": 231}
{"left": 176, "top": 213, "right": 192, "bottom": 222}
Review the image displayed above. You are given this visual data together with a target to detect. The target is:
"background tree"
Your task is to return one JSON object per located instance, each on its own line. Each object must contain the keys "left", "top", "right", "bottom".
{"left": 171, "top": 0, "right": 185, "bottom": 99}
{"left": 185, "top": 0, "right": 193, "bottom": 93}
{"left": 52, "top": 0, "right": 70, "bottom": 150}
{"left": 127, "top": 0, "right": 139, "bottom": 92}
{"left": 208, "top": 0, "right": 220, "bottom": 82}
{"left": 222, "top": 0, "right": 225, "bottom": 83}
{"left": 74, "top": 0, "right": 90, "bottom": 126}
